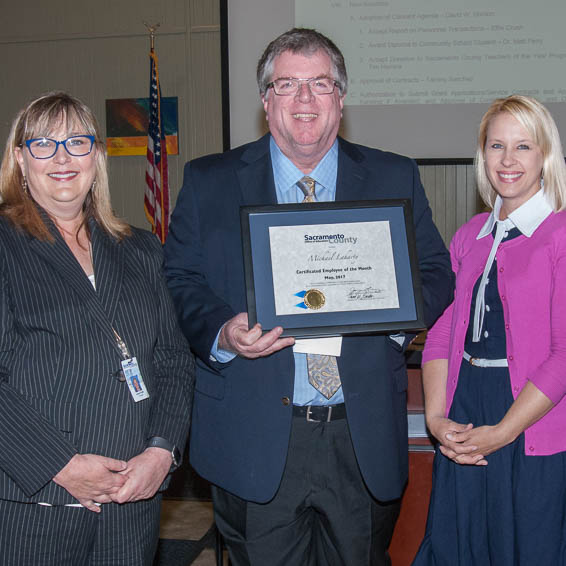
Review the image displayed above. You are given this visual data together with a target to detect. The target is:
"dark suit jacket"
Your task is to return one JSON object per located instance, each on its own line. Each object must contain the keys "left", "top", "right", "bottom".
{"left": 165, "top": 134, "right": 453, "bottom": 503}
{"left": 0, "top": 213, "right": 194, "bottom": 504}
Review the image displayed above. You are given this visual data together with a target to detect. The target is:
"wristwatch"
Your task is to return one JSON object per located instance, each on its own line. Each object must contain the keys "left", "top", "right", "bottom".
{"left": 146, "top": 436, "right": 180, "bottom": 468}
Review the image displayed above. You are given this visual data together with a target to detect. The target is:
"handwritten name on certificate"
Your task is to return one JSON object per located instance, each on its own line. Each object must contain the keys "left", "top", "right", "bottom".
{"left": 269, "top": 221, "right": 400, "bottom": 316}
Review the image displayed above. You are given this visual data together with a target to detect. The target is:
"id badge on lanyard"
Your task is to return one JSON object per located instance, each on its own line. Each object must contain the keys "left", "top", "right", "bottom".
{"left": 113, "top": 329, "right": 149, "bottom": 402}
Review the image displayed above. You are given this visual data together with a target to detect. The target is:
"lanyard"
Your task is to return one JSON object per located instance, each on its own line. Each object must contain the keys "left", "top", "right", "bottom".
{"left": 112, "top": 328, "right": 131, "bottom": 360}
{"left": 112, "top": 328, "right": 132, "bottom": 382}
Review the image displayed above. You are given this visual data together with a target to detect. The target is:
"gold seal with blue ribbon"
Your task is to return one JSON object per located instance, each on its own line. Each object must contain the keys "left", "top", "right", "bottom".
{"left": 295, "top": 289, "right": 325, "bottom": 310}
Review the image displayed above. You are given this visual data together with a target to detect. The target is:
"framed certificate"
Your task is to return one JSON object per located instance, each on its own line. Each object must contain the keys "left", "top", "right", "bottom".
{"left": 240, "top": 200, "right": 425, "bottom": 338}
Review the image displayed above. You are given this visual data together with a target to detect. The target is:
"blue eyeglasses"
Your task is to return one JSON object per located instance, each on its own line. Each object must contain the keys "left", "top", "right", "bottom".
{"left": 23, "top": 135, "right": 96, "bottom": 159}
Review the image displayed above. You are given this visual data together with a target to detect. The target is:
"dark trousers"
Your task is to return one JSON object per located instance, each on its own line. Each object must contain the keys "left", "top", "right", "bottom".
{"left": 213, "top": 416, "right": 401, "bottom": 566}
{"left": 0, "top": 495, "right": 162, "bottom": 565}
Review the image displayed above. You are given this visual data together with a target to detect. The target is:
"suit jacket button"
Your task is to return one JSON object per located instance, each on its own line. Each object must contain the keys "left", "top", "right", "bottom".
{"left": 281, "top": 397, "right": 290, "bottom": 406}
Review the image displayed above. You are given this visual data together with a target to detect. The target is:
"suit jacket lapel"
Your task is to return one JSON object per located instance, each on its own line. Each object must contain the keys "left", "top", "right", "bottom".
{"left": 336, "top": 137, "right": 371, "bottom": 202}
{"left": 237, "top": 134, "right": 278, "bottom": 206}
{"left": 27, "top": 214, "right": 120, "bottom": 350}
{"left": 28, "top": 215, "right": 96, "bottom": 307}
{"left": 90, "top": 221, "right": 124, "bottom": 323}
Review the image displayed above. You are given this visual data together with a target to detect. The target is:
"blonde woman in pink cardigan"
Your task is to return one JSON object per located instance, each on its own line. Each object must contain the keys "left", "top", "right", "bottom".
{"left": 413, "top": 95, "right": 566, "bottom": 566}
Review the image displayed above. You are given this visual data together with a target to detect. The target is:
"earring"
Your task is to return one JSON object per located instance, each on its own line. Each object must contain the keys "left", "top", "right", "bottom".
{"left": 91, "top": 179, "right": 97, "bottom": 191}
{"left": 540, "top": 176, "right": 545, "bottom": 190}
{"left": 21, "top": 176, "right": 29, "bottom": 194}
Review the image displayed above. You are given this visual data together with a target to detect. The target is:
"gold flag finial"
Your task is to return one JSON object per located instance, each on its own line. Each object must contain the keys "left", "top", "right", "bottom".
{"left": 143, "top": 21, "right": 161, "bottom": 51}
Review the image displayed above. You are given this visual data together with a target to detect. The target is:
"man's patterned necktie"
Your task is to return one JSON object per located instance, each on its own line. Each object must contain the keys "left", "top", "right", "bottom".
{"left": 296, "top": 176, "right": 341, "bottom": 399}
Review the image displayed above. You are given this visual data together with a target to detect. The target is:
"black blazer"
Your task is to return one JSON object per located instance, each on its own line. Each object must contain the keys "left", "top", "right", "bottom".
{"left": 0, "top": 213, "right": 194, "bottom": 504}
{"left": 165, "top": 135, "right": 453, "bottom": 503}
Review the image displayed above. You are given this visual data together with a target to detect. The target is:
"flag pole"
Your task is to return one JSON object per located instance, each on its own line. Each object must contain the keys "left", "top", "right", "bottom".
{"left": 143, "top": 21, "right": 170, "bottom": 243}
{"left": 143, "top": 21, "right": 160, "bottom": 52}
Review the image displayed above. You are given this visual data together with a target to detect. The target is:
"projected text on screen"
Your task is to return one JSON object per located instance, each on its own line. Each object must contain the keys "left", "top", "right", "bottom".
{"left": 297, "top": 0, "right": 566, "bottom": 106}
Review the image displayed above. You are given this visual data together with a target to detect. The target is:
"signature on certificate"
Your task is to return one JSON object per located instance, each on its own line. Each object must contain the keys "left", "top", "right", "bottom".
{"left": 347, "top": 287, "right": 383, "bottom": 300}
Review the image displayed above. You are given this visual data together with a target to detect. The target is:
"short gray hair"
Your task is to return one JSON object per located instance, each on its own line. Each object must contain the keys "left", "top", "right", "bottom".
{"left": 257, "top": 28, "right": 348, "bottom": 97}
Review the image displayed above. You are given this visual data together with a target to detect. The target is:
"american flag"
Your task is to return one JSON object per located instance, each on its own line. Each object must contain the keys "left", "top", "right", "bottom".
{"left": 145, "top": 50, "right": 170, "bottom": 243}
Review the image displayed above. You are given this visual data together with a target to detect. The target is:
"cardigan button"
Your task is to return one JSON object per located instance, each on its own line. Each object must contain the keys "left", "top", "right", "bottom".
{"left": 499, "top": 267, "right": 504, "bottom": 272}
{"left": 529, "top": 446, "right": 535, "bottom": 452}
{"left": 281, "top": 397, "right": 291, "bottom": 406}
{"left": 508, "top": 355, "right": 514, "bottom": 361}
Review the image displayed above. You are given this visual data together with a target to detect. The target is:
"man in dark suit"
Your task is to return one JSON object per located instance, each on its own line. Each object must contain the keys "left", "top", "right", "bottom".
{"left": 165, "top": 28, "right": 453, "bottom": 565}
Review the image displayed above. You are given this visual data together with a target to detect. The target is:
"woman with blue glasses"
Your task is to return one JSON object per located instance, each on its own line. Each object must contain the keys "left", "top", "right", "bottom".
{"left": 0, "top": 91, "right": 194, "bottom": 565}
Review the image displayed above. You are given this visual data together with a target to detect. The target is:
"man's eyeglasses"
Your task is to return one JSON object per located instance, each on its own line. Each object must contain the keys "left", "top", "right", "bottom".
{"left": 267, "top": 77, "right": 341, "bottom": 96}
{"left": 23, "top": 135, "right": 96, "bottom": 159}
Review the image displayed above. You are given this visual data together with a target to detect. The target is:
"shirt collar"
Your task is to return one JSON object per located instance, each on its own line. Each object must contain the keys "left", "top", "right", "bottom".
{"left": 269, "top": 136, "right": 338, "bottom": 193}
{"left": 476, "top": 190, "right": 553, "bottom": 239}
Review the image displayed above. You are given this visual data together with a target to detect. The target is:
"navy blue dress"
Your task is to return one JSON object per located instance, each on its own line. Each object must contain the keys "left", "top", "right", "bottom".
{"left": 413, "top": 228, "right": 566, "bottom": 566}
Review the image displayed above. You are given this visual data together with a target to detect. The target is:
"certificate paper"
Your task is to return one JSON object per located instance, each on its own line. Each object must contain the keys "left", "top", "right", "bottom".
{"left": 269, "top": 221, "right": 399, "bottom": 316}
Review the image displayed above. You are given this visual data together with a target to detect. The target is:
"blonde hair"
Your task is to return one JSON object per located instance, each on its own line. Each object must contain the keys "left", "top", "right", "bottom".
{"left": 0, "top": 91, "right": 130, "bottom": 240}
{"left": 475, "top": 95, "right": 566, "bottom": 212}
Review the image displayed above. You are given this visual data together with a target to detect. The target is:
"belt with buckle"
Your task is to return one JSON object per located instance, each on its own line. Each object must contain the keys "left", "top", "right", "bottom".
{"left": 463, "top": 351, "right": 508, "bottom": 368}
{"left": 292, "top": 403, "right": 346, "bottom": 422}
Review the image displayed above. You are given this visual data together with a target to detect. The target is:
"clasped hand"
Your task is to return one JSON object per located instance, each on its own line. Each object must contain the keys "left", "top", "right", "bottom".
{"left": 427, "top": 416, "right": 512, "bottom": 466}
{"left": 53, "top": 447, "right": 173, "bottom": 512}
{"left": 53, "top": 453, "right": 128, "bottom": 512}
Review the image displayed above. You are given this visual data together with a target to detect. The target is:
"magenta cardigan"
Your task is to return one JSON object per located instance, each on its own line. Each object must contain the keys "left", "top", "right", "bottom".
{"left": 423, "top": 210, "right": 566, "bottom": 456}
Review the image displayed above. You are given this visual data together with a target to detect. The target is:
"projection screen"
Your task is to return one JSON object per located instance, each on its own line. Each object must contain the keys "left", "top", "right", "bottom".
{"left": 226, "top": 0, "right": 566, "bottom": 160}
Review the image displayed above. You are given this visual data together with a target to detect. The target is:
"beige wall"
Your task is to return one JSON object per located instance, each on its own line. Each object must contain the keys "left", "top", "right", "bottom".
{"left": 1, "top": 1, "right": 482, "bottom": 242}
{"left": 419, "top": 163, "right": 484, "bottom": 245}
{"left": 1, "top": 0, "right": 222, "bottom": 229}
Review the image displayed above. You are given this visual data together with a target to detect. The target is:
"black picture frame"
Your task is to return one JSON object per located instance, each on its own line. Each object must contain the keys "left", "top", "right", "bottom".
{"left": 240, "top": 199, "right": 425, "bottom": 338}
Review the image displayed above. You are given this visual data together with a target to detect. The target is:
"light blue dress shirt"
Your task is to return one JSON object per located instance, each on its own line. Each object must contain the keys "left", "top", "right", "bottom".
{"left": 211, "top": 136, "right": 343, "bottom": 406}
{"left": 270, "top": 136, "right": 343, "bottom": 406}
